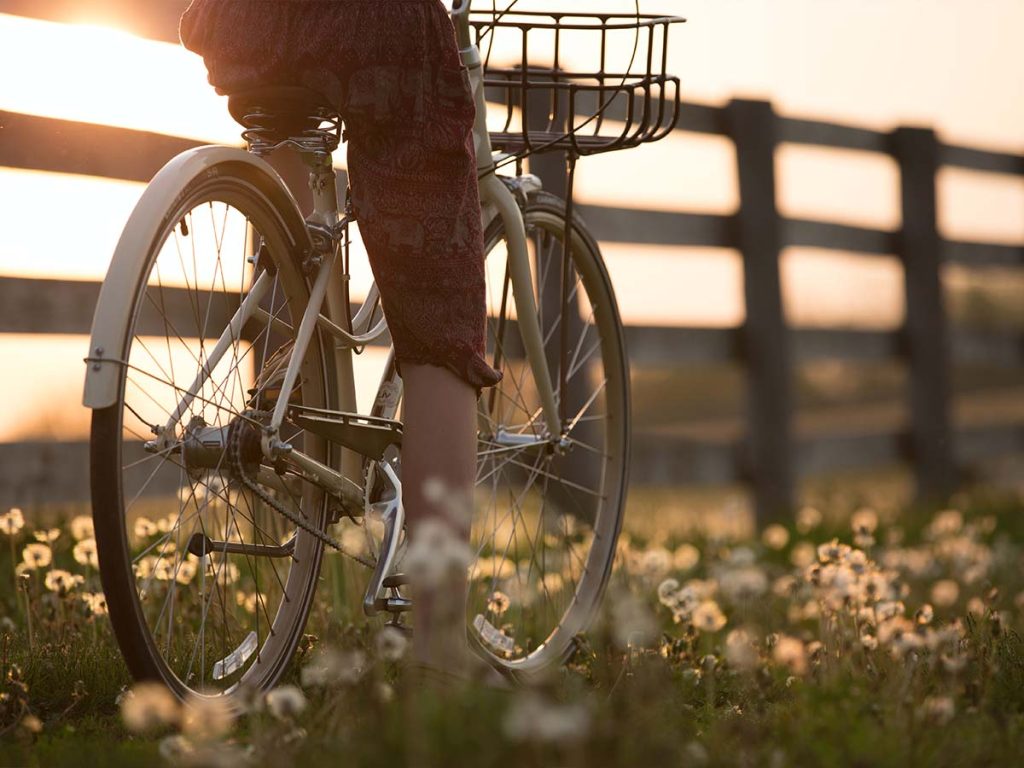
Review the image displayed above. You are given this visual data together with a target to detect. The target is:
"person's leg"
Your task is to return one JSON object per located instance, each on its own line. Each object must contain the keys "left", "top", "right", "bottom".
{"left": 400, "top": 361, "right": 476, "bottom": 675}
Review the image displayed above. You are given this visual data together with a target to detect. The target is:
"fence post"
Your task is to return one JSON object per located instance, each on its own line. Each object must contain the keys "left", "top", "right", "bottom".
{"left": 726, "top": 99, "right": 794, "bottom": 525}
{"left": 893, "top": 127, "right": 955, "bottom": 502}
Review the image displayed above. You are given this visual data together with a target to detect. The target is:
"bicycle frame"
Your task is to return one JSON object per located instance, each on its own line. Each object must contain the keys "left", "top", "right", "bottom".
{"left": 82, "top": 0, "right": 562, "bottom": 615}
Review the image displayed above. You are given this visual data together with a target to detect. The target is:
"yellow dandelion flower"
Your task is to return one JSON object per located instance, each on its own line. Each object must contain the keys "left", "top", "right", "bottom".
{"left": 21, "top": 543, "right": 52, "bottom": 570}
{"left": 73, "top": 538, "right": 99, "bottom": 568}
{"left": 134, "top": 517, "right": 158, "bottom": 539}
{"left": 69, "top": 515, "right": 94, "bottom": 542}
{"left": 0, "top": 508, "right": 25, "bottom": 536}
{"left": 33, "top": 528, "right": 60, "bottom": 544}
{"left": 44, "top": 569, "right": 83, "bottom": 593}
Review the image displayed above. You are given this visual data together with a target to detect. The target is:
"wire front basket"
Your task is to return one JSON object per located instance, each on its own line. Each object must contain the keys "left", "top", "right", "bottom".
{"left": 470, "top": 10, "right": 684, "bottom": 157}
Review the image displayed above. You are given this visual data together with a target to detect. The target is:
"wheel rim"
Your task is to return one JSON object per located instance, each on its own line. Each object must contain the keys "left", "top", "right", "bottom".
{"left": 99, "top": 177, "right": 329, "bottom": 697}
{"left": 469, "top": 204, "right": 628, "bottom": 672}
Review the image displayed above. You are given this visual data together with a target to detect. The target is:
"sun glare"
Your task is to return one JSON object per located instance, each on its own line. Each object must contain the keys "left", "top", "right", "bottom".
{"left": 0, "top": 13, "right": 238, "bottom": 144}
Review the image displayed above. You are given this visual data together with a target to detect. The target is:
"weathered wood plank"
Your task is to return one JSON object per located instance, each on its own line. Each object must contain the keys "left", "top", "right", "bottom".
{"left": 940, "top": 144, "right": 1024, "bottom": 176}
{"left": 579, "top": 206, "right": 735, "bottom": 248}
{"left": 727, "top": 99, "right": 795, "bottom": 523}
{"left": 894, "top": 127, "right": 956, "bottom": 501}
{"left": 779, "top": 117, "right": 892, "bottom": 154}
{"left": 944, "top": 240, "right": 1024, "bottom": 267}
{"left": 783, "top": 218, "right": 897, "bottom": 256}
{"left": 0, "top": 111, "right": 203, "bottom": 183}
{"left": 0, "top": 277, "right": 239, "bottom": 337}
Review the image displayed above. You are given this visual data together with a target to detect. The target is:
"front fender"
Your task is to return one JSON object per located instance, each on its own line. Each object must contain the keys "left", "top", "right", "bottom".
{"left": 82, "top": 146, "right": 306, "bottom": 410}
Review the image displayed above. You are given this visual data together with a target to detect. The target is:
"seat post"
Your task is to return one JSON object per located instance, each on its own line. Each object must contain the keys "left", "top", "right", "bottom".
{"left": 305, "top": 150, "right": 341, "bottom": 225}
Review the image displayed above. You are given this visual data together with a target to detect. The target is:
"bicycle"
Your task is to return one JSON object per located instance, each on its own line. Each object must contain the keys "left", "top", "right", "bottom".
{"left": 83, "top": 0, "right": 682, "bottom": 701}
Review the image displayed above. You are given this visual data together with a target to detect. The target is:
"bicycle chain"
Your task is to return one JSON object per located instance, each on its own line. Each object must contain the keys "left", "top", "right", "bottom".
{"left": 226, "top": 416, "right": 376, "bottom": 569}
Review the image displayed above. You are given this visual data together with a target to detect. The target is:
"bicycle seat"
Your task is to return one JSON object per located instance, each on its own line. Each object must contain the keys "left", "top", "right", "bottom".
{"left": 227, "top": 86, "right": 340, "bottom": 144}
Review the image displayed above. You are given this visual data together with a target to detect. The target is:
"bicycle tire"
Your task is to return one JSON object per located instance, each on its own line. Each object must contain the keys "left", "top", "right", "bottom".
{"left": 371, "top": 190, "right": 630, "bottom": 679}
{"left": 91, "top": 158, "right": 333, "bottom": 702}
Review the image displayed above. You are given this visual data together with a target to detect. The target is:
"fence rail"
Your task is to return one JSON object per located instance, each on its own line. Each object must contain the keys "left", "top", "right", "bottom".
{"left": 1, "top": 3, "right": 1023, "bottom": 522}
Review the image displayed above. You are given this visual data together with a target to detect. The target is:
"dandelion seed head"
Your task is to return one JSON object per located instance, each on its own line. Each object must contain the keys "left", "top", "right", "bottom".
{"left": 375, "top": 627, "right": 408, "bottom": 662}
{"left": 33, "top": 528, "right": 60, "bottom": 544}
{"left": 772, "top": 635, "right": 807, "bottom": 675}
{"left": 762, "top": 524, "right": 789, "bottom": 550}
{"left": 134, "top": 517, "right": 158, "bottom": 539}
{"left": 672, "top": 543, "right": 701, "bottom": 571}
{"left": 21, "top": 543, "right": 52, "bottom": 570}
{"left": 73, "top": 538, "right": 99, "bottom": 568}
{"left": 692, "top": 600, "right": 727, "bottom": 633}
{"left": 487, "top": 590, "right": 511, "bottom": 616}
{"left": 0, "top": 508, "right": 25, "bottom": 536}
{"left": 120, "top": 682, "right": 180, "bottom": 733}
{"left": 922, "top": 695, "right": 955, "bottom": 725}
{"left": 796, "top": 506, "right": 822, "bottom": 533}
{"left": 265, "top": 685, "right": 307, "bottom": 720}
{"left": 181, "top": 694, "right": 236, "bottom": 743}
{"left": 81, "top": 591, "right": 108, "bottom": 616}
{"left": 44, "top": 569, "right": 83, "bottom": 594}
{"left": 69, "top": 515, "right": 94, "bottom": 541}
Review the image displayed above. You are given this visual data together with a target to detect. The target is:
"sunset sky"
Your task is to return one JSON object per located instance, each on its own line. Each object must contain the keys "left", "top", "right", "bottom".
{"left": 0, "top": 0, "right": 1021, "bottom": 441}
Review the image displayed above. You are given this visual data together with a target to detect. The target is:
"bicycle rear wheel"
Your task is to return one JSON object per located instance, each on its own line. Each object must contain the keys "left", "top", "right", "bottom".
{"left": 90, "top": 159, "right": 332, "bottom": 701}
{"left": 371, "top": 190, "right": 630, "bottom": 678}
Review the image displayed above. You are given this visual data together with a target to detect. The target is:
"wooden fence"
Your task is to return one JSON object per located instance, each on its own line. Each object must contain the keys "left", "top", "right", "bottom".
{"left": 1, "top": 2, "right": 1023, "bottom": 523}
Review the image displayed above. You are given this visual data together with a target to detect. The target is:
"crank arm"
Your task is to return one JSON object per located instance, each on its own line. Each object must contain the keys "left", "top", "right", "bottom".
{"left": 187, "top": 531, "right": 294, "bottom": 559}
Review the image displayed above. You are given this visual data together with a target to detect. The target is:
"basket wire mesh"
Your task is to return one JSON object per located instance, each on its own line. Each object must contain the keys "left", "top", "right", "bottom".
{"left": 470, "top": 10, "right": 684, "bottom": 157}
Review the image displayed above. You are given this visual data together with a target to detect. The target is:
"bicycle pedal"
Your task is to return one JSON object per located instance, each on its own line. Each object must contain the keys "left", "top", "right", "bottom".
{"left": 382, "top": 573, "right": 410, "bottom": 589}
{"left": 374, "top": 595, "right": 412, "bottom": 614}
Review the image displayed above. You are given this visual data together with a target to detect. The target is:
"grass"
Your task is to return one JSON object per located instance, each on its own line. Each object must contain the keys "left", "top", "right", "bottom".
{"left": 1, "top": 490, "right": 1023, "bottom": 767}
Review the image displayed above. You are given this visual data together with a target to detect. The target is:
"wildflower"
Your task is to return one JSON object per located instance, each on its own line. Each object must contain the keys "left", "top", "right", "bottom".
{"left": 402, "top": 519, "right": 472, "bottom": 587}
{"left": 773, "top": 635, "right": 807, "bottom": 675}
{"left": 790, "top": 542, "right": 816, "bottom": 568}
{"left": 69, "top": 515, "right": 94, "bottom": 541}
{"left": 635, "top": 547, "right": 673, "bottom": 581}
{"left": 673, "top": 543, "right": 700, "bottom": 571}
{"left": 817, "top": 539, "right": 851, "bottom": 564}
{"left": 300, "top": 647, "right": 368, "bottom": 687}
{"left": 657, "top": 578, "right": 680, "bottom": 606}
{"left": 120, "top": 682, "right": 180, "bottom": 733}
{"left": 265, "top": 685, "right": 307, "bottom": 721}
{"left": 175, "top": 560, "right": 197, "bottom": 585}
{"left": 181, "top": 694, "right": 236, "bottom": 743}
{"left": 44, "top": 569, "right": 83, "bottom": 594}
{"left": 158, "top": 735, "right": 195, "bottom": 763}
{"left": 718, "top": 566, "right": 768, "bottom": 601}
{"left": 503, "top": 691, "right": 590, "bottom": 744}
{"left": 73, "top": 538, "right": 99, "bottom": 568}
{"left": 724, "top": 629, "right": 758, "bottom": 670}
{"left": 796, "top": 505, "right": 822, "bottom": 533}
{"left": 851, "top": 507, "right": 878, "bottom": 535}
{"left": 861, "top": 634, "right": 879, "bottom": 651}
{"left": 487, "top": 590, "right": 511, "bottom": 616}
{"left": 33, "top": 528, "right": 60, "bottom": 544}
{"left": 21, "top": 543, "right": 52, "bottom": 570}
{"left": 81, "top": 592, "right": 108, "bottom": 616}
{"left": 692, "top": 601, "right": 727, "bottom": 633}
{"left": 375, "top": 626, "right": 409, "bottom": 662}
{"left": 762, "top": 524, "right": 789, "bottom": 550}
{"left": 134, "top": 517, "right": 158, "bottom": 539}
{"left": 915, "top": 604, "right": 935, "bottom": 625}
{"left": 0, "top": 508, "right": 25, "bottom": 535}
{"left": 20, "top": 713, "right": 43, "bottom": 734}
{"left": 922, "top": 696, "right": 955, "bottom": 726}
{"left": 966, "top": 597, "right": 986, "bottom": 616}
{"left": 611, "top": 592, "right": 657, "bottom": 648}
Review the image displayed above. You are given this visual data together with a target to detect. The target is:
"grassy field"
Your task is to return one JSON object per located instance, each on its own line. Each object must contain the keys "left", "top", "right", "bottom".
{"left": 1, "top": 488, "right": 1023, "bottom": 767}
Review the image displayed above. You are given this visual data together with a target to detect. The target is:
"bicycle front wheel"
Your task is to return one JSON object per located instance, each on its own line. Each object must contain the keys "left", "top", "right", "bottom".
{"left": 90, "top": 159, "right": 333, "bottom": 702}
{"left": 471, "top": 191, "right": 630, "bottom": 676}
